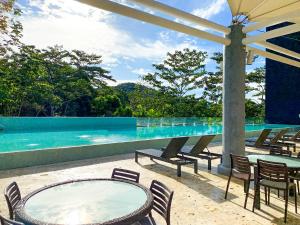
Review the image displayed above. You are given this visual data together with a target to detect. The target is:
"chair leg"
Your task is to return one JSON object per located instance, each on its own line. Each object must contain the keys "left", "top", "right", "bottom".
{"left": 297, "top": 180, "right": 300, "bottom": 195}
{"left": 244, "top": 180, "right": 250, "bottom": 209}
{"left": 264, "top": 187, "right": 268, "bottom": 205}
{"left": 268, "top": 187, "right": 271, "bottom": 205}
{"left": 194, "top": 161, "right": 198, "bottom": 174}
{"left": 225, "top": 174, "right": 232, "bottom": 199}
{"left": 284, "top": 190, "right": 288, "bottom": 223}
{"left": 294, "top": 186, "right": 298, "bottom": 214}
{"left": 278, "top": 189, "right": 280, "bottom": 198}
{"left": 135, "top": 153, "right": 138, "bottom": 163}
{"left": 253, "top": 184, "right": 260, "bottom": 212}
{"left": 177, "top": 164, "right": 181, "bottom": 177}
{"left": 208, "top": 159, "right": 211, "bottom": 171}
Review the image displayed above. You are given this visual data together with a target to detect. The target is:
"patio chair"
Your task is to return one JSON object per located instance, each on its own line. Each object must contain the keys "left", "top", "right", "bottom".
{"left": 265, "top": 129, "right": 296, "bottom": 152}
{"left": 111, "top": 168, "right": 140, "bottom": 183}
{"left": 4, "top": 182, "right": 21, "bottom": 219}
{"left": 252, "top": 160, "right": 297, "bottom": 223}
{"left": 0, "top": 215, "right": 24, "bottom": 225}
{"left": 245, "top": 129, "right": 274, "bottom": 149}
{"left": 135, "top": 137, "right": 198, "bottom": 177}
{"left": 289, "top": 152, "right": 300, "bottom": 195}
{"left": 269, "top": 148, "right": 292, "bottom": 157}
{"left": 224, "top": 154, "right": 254, "bottom": 209}
{"left": 137, "top": 180, "right": 173, "bottom": 225}
{"left": 179, "top": 135, "right": 221, "bottom": 170}
{"left": 282, "top": 130, "right": 300, "bottom": 142}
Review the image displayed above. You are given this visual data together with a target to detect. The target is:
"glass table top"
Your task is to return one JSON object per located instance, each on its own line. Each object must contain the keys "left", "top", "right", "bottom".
{"left": 22, "top": 180, "right": 149, "bottom": 224}
{"left": 247, "top": 154, "right": 300, "bottom": 169}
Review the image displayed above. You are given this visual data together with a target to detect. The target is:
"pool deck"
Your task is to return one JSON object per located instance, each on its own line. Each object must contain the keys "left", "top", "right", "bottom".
{"left": 0, "top": 144, "right": 300, "bottom": 225}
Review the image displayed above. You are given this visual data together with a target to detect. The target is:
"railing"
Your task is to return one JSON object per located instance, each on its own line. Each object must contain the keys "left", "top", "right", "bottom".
{"left": 137, "top": 117, "right": 264, "bottom": 127}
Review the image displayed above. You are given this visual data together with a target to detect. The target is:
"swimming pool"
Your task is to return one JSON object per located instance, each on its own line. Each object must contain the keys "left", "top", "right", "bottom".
{"left": 0, "top": 118, "right": 297, "bottom": 153}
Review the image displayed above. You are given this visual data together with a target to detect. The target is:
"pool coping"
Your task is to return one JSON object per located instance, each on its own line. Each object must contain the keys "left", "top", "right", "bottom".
{"left": 0, "top": 129, "right": 287, "bottom": 171}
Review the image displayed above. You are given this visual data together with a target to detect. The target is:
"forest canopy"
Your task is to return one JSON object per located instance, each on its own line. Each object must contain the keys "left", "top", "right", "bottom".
{"left": 0, "top": 1, "right": 265, "bottom": 118}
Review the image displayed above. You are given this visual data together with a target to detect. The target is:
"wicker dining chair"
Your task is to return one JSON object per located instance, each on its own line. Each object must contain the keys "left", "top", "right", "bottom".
{"left": 138, "top": 180, "right": 174, "bottom": 225}
{"left": 4, "top": 182, "right": 21, "bottom": 219}
{"left": 289, "top": 152, "right": 300, "bottom": 195}
{"left": 224, "top": 154, "right": 254, "bottom": 209}
{"left": 111, "top": 168, "right": 140, "bottom": 183}
{"left": 269, "top": 148, "right": 292, "bottom": 157}
{"left": 253, "top": 160, "right": 297, "bottom": 223}
{"left": 0, "top": 215, "right": 24, "bottom": 225}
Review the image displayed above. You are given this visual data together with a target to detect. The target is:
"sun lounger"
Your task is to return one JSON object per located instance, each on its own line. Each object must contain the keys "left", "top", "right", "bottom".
{"left": 245, "top": 129, "right": 273, "bottom": 148}
{"left": 265, "top": 129, "right": 296, "bottom": 152}
{"left": 179, "top": 135, "right": 221, "bottom": 170}
{"left": 282, "top": 130, "right": 300, "bottom": 142}
{"left": 135, "top": 137, "right": 198, "bottom": 177}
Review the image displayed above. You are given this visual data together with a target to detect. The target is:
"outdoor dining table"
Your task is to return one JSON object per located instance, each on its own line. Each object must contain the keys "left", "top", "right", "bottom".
{"left": 247, "top": 154, "right": 300, "bottom": 209}
{"left": 15, "top": 178, "right": 153, "bottom": 225}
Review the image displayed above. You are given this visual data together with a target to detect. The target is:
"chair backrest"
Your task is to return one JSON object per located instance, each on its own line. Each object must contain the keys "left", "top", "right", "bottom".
{"left": 161, "top": 137, "right": 189, "bottom": 158}
{"left": 291, "top": 130, "right": 300, "bottom": 141}
{"left": 230, "top": 154, "right": 251, "bottom": 174}
{"left": 257, "top": 159, "right": 288, "bottom": 183}
{"left": 269, "top": 129, "right": 288, "bottom": 144}
{"left": 4, "top": 182, "right": 21, "bottom": 219}
{"left": 254, "top": 129, "right": 272, "bottom": 147}
{"left": 189, "top": 135, "right": 216, "bottom": 155}
{"left": 150, "top": 180, "right": 174, "bottom": 225}
{"left": 269, "top": 148, "right": 291, "bottom": 157}
{"left": 111, "top": 168, "right": 140, "bottom": 183}
{"left": 0, "top": 215, "right": 24, "bottom": 225}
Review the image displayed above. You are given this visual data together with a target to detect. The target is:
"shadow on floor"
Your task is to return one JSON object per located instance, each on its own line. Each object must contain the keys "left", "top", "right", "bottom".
{"left": 138, "top": 159, "right": 239, "bottom": 204}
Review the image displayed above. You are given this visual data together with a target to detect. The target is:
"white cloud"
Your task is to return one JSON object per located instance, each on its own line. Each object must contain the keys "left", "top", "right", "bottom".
{"left": 19, "top": 0, "right": 201, "bottom": 67}
{"left": 132, "top": 68, "right": 152, "bottom": 76}
{"left": 173, "top": 0, "right": 227, "bottom": 33}
{"left": 106, "top": 79, "right": 138, "bottom": 86}
{"left": 192, "top": 0, "right": 227, "bottom": 20}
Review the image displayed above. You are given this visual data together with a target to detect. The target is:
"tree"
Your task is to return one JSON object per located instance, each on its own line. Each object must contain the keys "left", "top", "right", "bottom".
{"left": 143, "top": 48, "right": 207, "bottom": 98}
{"left": 92, "top": 94, "right": 121, "bottom": 116}
{"left": 0, "top": 0, "right": 22, "bottom": 56}
{"left": 202, "top": 52, "right": 223, "bottom": 104}
{"left": 246, "top": 66, "right": 265, "bottom": 103}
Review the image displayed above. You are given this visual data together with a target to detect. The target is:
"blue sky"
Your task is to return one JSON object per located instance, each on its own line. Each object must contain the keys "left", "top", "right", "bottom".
{"left": 16, "top": 0, "right": 265, "bottom": 87}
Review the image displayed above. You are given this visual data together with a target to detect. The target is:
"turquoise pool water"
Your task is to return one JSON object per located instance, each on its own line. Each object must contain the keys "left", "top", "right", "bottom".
{"left": 0, "top": 123, "right": 297, "bottom": 153}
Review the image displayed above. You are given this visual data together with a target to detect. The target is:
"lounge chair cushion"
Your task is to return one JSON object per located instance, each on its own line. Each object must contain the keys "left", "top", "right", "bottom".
{"left": 136, "top": 149, "right": 164, "bottom": 158}
{"left": 180, "top": 146, "right": 192, "bottom": 154}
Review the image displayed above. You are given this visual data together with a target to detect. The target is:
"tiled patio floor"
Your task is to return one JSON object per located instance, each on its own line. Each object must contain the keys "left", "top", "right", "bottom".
{"left": 0, "top": 144, "right": 300, "bottom": 225}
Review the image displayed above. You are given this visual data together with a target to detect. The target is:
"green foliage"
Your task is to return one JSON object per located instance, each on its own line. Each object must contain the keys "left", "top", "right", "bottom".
{"left": 92, "top": 94, "right": 121, "bottom": 116}
{"left": 0, "top": 0, "right": 22, "bottom": 56}
{"left": 0, "top": 44, "right": 114, "bottom": 116}
{"left": 143, "top": 48, "right": 207, "bottom": 98}
{"left": 245, "top": 99, "right": 265, "bottom": 118}
{"left": 246, "top": 66, "right": 265, "bottom": 103}
{"left": 0, "top": 2, "right": 265, "bottom": 119}
{"left": 202, "top": 52, "right": 223, "bottom": 103}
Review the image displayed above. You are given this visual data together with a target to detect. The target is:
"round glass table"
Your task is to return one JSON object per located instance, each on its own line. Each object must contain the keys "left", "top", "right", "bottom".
{"left": 15, "top": 179, "right": 153, "bottom": 225}
{"left": 247, "top": 154, "right": 300, "bottom": 169}
{"left": 247, "top": 154, "right": 300, "bottom": 209}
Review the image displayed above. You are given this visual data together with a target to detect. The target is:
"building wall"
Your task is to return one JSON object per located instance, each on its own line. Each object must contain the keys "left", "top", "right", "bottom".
{"left": 265, "top": 23, "right": 300, "bottom": 124}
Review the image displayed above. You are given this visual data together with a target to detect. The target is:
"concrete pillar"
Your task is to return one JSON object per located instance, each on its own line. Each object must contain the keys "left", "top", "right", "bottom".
{"left": 217, "top": 24, "right": 246, "bottom": 175}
